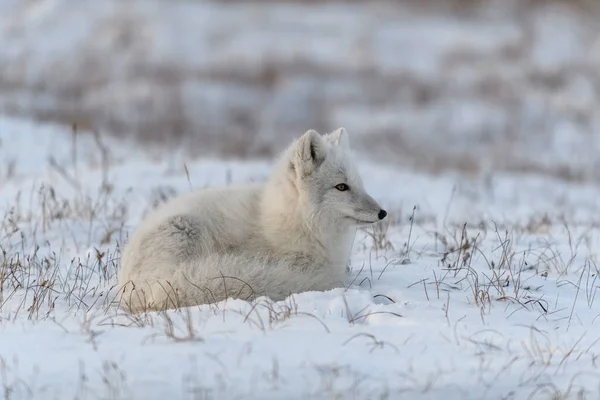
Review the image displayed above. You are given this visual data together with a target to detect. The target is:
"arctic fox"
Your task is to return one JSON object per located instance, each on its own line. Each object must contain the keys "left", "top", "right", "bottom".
{"left": 117, "top": 128, "right": 387, "bottom": 312}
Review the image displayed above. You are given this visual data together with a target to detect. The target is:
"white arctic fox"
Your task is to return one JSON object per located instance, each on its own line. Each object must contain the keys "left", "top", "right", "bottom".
{"left": 117, "top": 128, "right": 387, "bottom": 312}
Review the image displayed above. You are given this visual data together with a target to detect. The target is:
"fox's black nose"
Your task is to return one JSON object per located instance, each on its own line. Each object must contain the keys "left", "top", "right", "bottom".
{"left": 378, "top": 209, "right": 387, "bottom": 220}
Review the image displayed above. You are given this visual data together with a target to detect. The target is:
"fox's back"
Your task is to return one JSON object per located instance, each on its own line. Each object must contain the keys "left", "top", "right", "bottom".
{"left": 120, "top": 183, "right": 264, "bottom": 274}
{"left": 144, "top": 182, "right": 261, "bottom": 228}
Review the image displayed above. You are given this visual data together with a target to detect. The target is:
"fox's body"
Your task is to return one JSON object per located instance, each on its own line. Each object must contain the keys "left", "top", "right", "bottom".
{"left": 117, "top": 129, "right": 386, "bottom": 312}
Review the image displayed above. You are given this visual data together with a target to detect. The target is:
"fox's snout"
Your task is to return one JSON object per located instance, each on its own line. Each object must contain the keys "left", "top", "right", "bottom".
{"left": 348, "top": 193, "right": 387, "bottom": 224}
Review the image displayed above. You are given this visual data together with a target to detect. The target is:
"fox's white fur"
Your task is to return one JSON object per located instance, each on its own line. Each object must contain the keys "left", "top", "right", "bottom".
{"left": 117, "top": 128, "right": 386, "bottom": 312}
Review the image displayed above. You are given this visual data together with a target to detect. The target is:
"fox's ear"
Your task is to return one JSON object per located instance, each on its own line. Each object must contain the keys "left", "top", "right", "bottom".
{"left": 325, "top": 127, "right": 350, "bottom": 150}
{"left": 293, "top": 129, "right": 327, "bottom": 176}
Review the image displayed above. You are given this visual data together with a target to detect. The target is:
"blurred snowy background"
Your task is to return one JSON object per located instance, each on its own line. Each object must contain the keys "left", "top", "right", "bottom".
{"left": 1, "top": 0, "right": 600, "bottom": 180}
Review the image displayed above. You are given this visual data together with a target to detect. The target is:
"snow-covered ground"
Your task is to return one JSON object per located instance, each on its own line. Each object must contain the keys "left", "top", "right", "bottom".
{"left": 2, "top": 117, "right": 600, "bottom": 399}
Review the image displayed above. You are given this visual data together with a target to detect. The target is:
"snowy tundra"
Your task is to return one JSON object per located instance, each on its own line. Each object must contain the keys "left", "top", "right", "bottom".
{"left": 3, "top": 117, "right": 600, "bottom": 399}
{"left": 118, "top": 128, "right": 387, "bottom": 312}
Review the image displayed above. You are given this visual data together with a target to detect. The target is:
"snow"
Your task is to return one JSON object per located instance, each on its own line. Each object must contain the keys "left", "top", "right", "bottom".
{"left": 2, "top": 0, "right": 600, "bottom": 181}
{"left": 1, "top": 116, "right": 600, "bottom": 399}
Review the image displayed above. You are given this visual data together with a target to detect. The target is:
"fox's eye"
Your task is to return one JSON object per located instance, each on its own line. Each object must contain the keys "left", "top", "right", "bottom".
{"left": 335, "top": 183, "right": 350, "bottom": 191}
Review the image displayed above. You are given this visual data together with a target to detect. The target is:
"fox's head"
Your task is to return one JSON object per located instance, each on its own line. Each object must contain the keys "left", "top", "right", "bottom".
{"left": 286, "top": 128, "right": 387, "bottom": 227}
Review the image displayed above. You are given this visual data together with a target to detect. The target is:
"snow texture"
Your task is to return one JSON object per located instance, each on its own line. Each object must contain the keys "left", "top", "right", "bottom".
{"left": 1, "top": 117, "right": 600, "bottom": 399}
